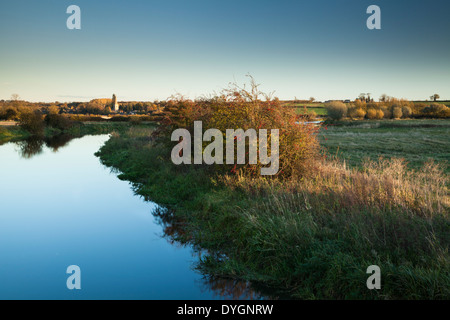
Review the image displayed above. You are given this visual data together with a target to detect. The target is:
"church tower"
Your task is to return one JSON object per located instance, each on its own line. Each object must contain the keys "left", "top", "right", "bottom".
{"left": 112, "top": 94, "right": 119, "bottom": 112}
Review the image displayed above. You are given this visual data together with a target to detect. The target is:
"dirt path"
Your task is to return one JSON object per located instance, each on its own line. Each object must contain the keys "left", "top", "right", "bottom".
{"left": 0, "top": 121, "right": 17, "bottom": 126}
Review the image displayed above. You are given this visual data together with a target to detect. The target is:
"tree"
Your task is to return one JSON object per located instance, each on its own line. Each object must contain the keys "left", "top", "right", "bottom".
{"left": 379, "top": 94, "right": 388, "bottom": 102}
{"left": 309, "top": 97, "right": 315, "bottom": 103}
{"left": 11, "top": 94, "right": 20, "bottom": 101}
{"left": 431, "top": 94, "right": 440, "bottom": 102}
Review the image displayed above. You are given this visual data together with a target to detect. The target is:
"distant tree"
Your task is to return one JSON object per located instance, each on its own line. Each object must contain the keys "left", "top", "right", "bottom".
{"left": 431, "top": 94, "right": 440, "bottom": 102}
{"left": 309, "top": 97, "right": 315, "bottom": 103}
{"left": 11, "top": 94, "right": 20, "bottom": 101}
{"left": 379, "top": 94, "right": 388, "bottom": 102}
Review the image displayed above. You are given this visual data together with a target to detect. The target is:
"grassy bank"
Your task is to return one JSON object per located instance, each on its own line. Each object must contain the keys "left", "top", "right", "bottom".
{"left": 0, "top": 125, "right": 30, "bottom": 143}
{"left": 0, "top": 121, "right": 157, "bottom": 145}
{"left": 96, "top": 125, "right": 449, "bottom": 299}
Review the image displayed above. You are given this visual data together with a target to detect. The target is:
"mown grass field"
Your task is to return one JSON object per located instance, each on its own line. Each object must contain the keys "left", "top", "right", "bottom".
{"left": 320, "top": 119, "right": 450, "bottom": 172}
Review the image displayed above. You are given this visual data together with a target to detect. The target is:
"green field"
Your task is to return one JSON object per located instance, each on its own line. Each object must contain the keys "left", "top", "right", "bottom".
{"left": 296, "top": 106, "right": 328, "bottom": 116}
{"left": 320, "top": 119, "right": 450, "bottom": 172}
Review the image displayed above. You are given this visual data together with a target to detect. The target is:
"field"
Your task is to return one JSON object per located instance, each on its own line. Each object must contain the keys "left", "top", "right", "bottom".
{"left": 320, "top": 119, "right": 450, "bottom": 172}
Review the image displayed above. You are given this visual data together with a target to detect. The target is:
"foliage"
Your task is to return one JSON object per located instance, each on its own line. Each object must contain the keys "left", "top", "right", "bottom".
{"left": 325, "top": 101, "right": 348, "bottom": 120}
{"left": 156, "top": 78, "right": 320, "bottom": 178}
{"left": 392, "top": 107, "right": 403, "bottom": 119}
{"left": 18, "top": 110, "right": 45, "bottom": 136}
{"left": 45, "top": 113, "right": 74, "bottom": 131}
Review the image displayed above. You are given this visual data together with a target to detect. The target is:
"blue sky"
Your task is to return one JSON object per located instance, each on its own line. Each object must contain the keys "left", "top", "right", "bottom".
{"left": 0, "top": 0, "right": 449, "bottom": 102}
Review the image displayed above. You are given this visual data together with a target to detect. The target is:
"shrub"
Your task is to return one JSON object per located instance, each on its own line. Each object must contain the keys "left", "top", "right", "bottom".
{"left": 348, "top": 105, "right": 366, "bottom": 119}
{"left": 3, "top": 107, "right": 18, "bottom": 120}
{"left": 347, "top": 105, "right": 357, "bottom": 119}
{"left": 355, "top": 108, "right": 366, "bottom": 119}
{"left": 366, "top": 108, "right": 377, "bottom": 119}
{"left": 381, "top": 106, "right": 392, "bottom": 119}
{"left": 402, "top": 106, "right": 412, "bottom": 118}
{"left": 18, "top": 110, "right": 45, "bottom": 135}
{"left": 423, "top": 103, "right": 450, "bottom": 118}
{"left": 392, "top": 107, "right": 403, "bottom": 119}
{"left": 129, "top": 116, "right": 143, "bottom": 125}
{"left": 158, "top": 78, "right": 320, "bottom": 178}
{"left": 375, "top": 109, "right": 384, "bottom": 119}
{"left": 45, "top": 113, "right": 74, "bottom": 130}
{"left": 325, "top": 101, "right": 348, "bottom": 120}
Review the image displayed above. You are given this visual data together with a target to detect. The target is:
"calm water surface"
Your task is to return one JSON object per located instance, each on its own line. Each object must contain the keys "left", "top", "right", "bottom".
{"left": 0, "top": 135, "right": 260, "bottom": 299}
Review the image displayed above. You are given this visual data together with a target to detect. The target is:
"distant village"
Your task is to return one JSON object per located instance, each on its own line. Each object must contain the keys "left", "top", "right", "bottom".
{"left": 0, "top": 94, "right": 165, "bottom": 116}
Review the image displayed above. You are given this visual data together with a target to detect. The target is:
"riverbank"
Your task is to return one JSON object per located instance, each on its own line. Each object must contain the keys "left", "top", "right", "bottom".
{"left": 0, "top": 121, "right": 157, "bottom": 145}
{"left": 95, "top": 125, "right": 450, "bottom": 299}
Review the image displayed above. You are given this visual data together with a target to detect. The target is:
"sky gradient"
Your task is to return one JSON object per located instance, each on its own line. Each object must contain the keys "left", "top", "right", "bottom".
{"left": 1, "top": 0, "right": 449, "bottom": 102}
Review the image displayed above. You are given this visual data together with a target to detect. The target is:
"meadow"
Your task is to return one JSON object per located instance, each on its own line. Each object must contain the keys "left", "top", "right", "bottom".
{"left": 320, "top": 119, "right": 450, "bottom": 172}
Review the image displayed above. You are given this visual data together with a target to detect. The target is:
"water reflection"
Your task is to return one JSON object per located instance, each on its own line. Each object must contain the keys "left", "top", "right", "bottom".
{"left": 14, "top": 134, "right": 76, "bottom": 158}
{"left": 151, "top": 206, "right": 272, "bottom": 300}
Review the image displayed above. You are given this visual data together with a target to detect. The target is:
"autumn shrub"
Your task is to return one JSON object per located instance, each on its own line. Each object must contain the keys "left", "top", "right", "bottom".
{"left": 157, "top": 79, "right": 320, "bottom": 178}
{"left": 392, "top": 107, "right": 403, "bottom": 119}
{"left": 423, "top": 103, "right": 450, "bottom": 118}
{"left": 366, "top": 108, "right": 377, "bottom": 119}
{"left": 380, "top": 106, "right": 391, "bottom": 119}
{"left": 0, "top": 107, "right": 19, "bottom": 120}
{"left": 375, "top": 109, "right": 384, "bottom": 119}
{"left": 402, "top": 106, "right": 412, "bottom": 118}
{"left": 355, "top": 108, "right": 366, "bottom": 119}
{"left": 45, "top": 113, "right": 74, "bottom": 130}
{"left": 18, "top": 110, "right": 45, "bottom": 135}
{"left": 348, "top": 106, "right": 366, "bottom": 119}
{"left": 325, "top": 101, "right": 348, "bottom": 120}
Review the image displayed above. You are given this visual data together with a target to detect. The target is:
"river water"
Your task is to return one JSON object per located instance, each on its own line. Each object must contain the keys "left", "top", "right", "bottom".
{"left": 0, "top": 135, "right": 260, "bottom": 299}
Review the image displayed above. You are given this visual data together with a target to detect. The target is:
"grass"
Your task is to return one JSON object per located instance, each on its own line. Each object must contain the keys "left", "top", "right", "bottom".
{"left": 296, "top": 107, "right": 328, "bottom": 116}
{"left": 0, "top": 125, "right": 30, "bottom": 144}
{"left": 95, "top": 123, "right": 449, "bottom": 300}
{"left": 320, "top": 119, "right": 450, "bottom": 172}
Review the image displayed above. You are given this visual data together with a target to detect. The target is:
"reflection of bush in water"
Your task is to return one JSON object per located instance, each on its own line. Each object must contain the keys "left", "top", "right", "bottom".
{"left": 15, "top": 134, "right": 75, "bottom": 158}
{"left": 45, "top": 134, "right": 73, "bottom": 152}
{"left": 151, "top": 206, "right": 189, "bottom": 245}
{"left": 15, "top": 136, "right": 44, "bottom": 158}
{"left": 200, "top": 276, "right": 263, "bottom": 300}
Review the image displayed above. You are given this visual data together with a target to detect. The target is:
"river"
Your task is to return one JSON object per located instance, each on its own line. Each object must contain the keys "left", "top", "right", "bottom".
{"left": 0, "top": 135, "right": 261, "bottom": 299}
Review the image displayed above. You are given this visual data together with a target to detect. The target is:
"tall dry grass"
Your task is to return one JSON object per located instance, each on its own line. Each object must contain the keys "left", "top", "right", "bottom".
{"left": 225, "top": 158, "right": 449, "bottom": 218}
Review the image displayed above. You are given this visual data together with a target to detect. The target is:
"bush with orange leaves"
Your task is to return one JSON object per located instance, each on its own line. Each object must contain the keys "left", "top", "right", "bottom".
{"left": 155, "top": 78, "right": 320, "bottom": 178}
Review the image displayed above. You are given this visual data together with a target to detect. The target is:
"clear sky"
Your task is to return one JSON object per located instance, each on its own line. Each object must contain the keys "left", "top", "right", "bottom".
{"left": 1, "top": 0, "right": 449, "bottom": 102}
